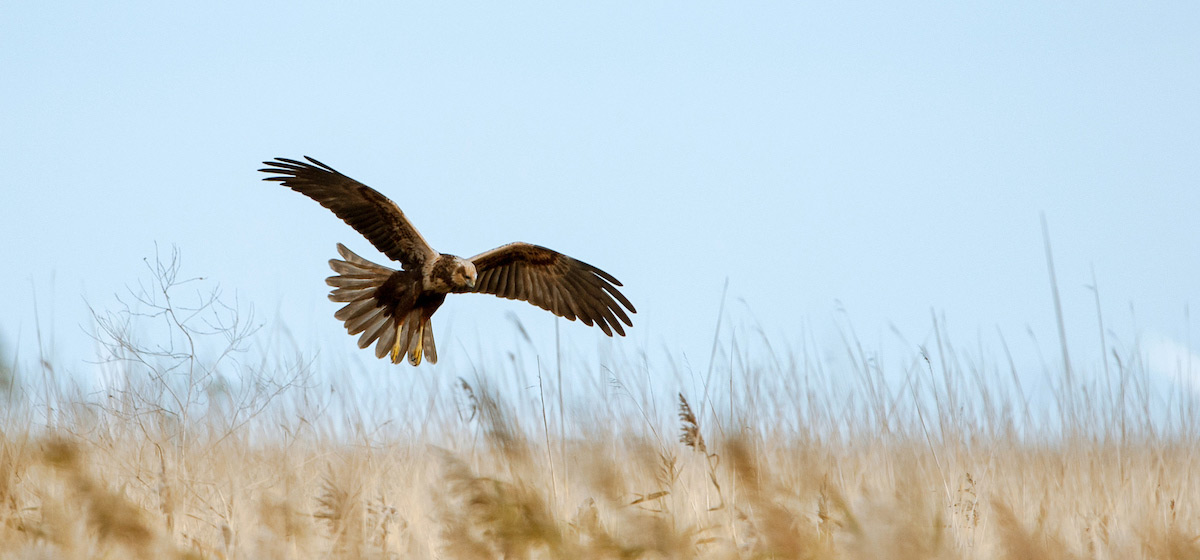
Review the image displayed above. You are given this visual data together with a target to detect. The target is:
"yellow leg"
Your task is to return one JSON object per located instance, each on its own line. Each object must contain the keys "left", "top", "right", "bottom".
{"left": 409, "top": 322, "right": 424, "bottom": 366}
{"left": 390, "top": 321, "right": 403, "bottom": 364}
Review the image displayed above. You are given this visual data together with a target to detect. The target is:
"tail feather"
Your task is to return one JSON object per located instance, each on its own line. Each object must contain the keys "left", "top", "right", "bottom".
{"left": 357, "top": 314, "right": 391, "bottom": 349}
{"left": 329, "top": 287, "right": 376, "bottom": 303}
{"left": 376, "top": 317, "right": 398, "bottom": 360}
{"left": 327, "top": 265, "right": 384, "bottom": 278}
{"left": 326, "top": 244, "right": 438, "bottom": 366}
{"left": 326, "top": 244, "right": 409, "bottom": 362}
{"left": 421, "top": 318, "right": 438, "bottom": 364}
{"left": 334, "top": 298, "right": 377, "bottom": 322}
{"left": 379, "top": 309, "right": 438, "bottom": 366}
{"left": 395, "top": 309, "right": 420, "bottom": 364}
{"left": 327, "top": 276, "right": 384, "bottom": 289}
{"left": 334, "top": 243, "right": 385, "bottom": 267}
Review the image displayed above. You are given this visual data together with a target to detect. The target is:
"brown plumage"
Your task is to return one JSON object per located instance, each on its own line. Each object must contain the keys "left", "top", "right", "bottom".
{"left": 260, "top": 156, "right": 636, "bottom": 366}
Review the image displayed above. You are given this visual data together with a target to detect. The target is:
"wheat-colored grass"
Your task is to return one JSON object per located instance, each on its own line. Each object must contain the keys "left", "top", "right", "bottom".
{"left": 1, "top": 256, "right": 1197, "bottom": 559}
{"left": 2, "top": 373, "right": 1197, "bottom": 559}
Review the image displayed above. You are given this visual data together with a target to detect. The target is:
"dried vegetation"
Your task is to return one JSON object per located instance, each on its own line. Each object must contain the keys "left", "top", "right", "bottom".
{"left": 1, "top": 254, "right": 1197, "bottom": 559}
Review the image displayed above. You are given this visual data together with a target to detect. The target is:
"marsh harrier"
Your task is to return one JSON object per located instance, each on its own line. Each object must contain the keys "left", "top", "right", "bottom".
{"left": 260, "top": 157, "right": 635, "bottom": 365}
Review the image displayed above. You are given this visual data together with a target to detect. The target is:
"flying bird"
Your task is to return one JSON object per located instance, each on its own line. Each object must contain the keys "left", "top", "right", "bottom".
{"left": 259, "top": 156, "right": 635, "bottom": 366}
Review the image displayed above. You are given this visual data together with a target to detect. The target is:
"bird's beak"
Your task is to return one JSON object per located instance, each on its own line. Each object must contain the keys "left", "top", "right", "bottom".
{"left": 467, "top": 278, "right": 476, "bottom": 289}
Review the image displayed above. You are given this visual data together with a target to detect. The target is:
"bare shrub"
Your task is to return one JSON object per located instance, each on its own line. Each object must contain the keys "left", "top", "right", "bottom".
{"left": 87, "top": 245, "right": 303, "bottom": 450}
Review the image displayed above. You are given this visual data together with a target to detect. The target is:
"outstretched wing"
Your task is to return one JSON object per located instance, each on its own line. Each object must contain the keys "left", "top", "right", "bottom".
{"left": 459, "top": 243, "right": 636, "bottom": 336}
{"left": 260, "top": 156, "right": 437, "bottom": 269}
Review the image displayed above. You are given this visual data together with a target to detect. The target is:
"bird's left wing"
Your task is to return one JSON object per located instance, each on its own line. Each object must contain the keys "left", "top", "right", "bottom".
{"left": 458, "top": 243, "right": 636, "bottom": 336}
{"left": 260, "top": 156, "right": 438, "bottom": 270}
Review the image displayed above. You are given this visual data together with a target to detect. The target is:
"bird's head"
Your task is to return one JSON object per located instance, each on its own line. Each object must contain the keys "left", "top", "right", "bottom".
{"left": 452, "top": 259, "right": 477, "bottom": 289}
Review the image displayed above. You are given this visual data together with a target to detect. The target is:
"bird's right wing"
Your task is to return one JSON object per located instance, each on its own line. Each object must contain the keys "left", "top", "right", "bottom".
{"left": 260, "top": 156, "right": 438, "bottom": 269}
{"left": 459, "top": 243, "right": 635, "bottom": 336}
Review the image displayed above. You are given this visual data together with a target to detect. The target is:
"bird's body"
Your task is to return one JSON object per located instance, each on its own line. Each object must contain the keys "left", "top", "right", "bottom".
{"left": 260, "top": 156, "right": 635, "bottom": 365}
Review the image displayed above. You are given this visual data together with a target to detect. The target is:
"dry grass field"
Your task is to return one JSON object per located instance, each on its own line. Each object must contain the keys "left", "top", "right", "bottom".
{"left": 1, "top": 259, "right": 1197, "bottom": 559}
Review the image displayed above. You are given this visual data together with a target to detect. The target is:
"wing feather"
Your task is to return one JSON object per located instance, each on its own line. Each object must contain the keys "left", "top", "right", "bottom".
{"left": 505, "top": 265, "right": 519, "bottom": 298}
{"left": 260, "top": 157, "right": 437, "bottom": 269}
{"left": 560, "top": 270, "right": 605, "bottom": 326}
{"left": 520, "top": 268, "right": 535, "bottom": 301}
{"left": 495, "top": 264, "right": 509, "bottom": 296}
{"left": 459, "top": 243, "right": 635, "bottom": 337}
{"left": 554, "top": 283, "right": 578, "bottom": 321}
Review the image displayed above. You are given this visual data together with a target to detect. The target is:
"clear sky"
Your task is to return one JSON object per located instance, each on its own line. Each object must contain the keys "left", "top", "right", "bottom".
{"left": 2, "top": 2, "right": 1197, "bottom": 398}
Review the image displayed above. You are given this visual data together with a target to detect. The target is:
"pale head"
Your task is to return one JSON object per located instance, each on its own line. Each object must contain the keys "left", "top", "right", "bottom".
{"left": 451, "top": 258, "right": 477, "bottom": 290}
{"left": 426, "top": 254, "right": 479, "bottom": 293}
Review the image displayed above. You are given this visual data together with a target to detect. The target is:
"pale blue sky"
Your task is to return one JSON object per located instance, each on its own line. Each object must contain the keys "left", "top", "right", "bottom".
{"left": 2, "top": 2, "right": 1197, "bottom": 395}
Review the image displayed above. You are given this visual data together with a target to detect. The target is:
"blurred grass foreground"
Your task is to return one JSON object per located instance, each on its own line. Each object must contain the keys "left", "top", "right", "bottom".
{"left": 1, "top": 251, "right": 1198, "bottom": 560}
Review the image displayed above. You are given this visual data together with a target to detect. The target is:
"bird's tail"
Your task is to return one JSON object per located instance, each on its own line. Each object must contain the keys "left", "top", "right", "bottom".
{"left": 395, "top": 307, "right": 437, "bottom": 366}
{"left": 326, "top": 244, "right": 438, "bottom": 365}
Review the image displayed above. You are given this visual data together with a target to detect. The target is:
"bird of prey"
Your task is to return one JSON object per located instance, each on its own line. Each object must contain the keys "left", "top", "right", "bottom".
{"left": 259, "top": 156, "right": 635, "bottom": 366}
